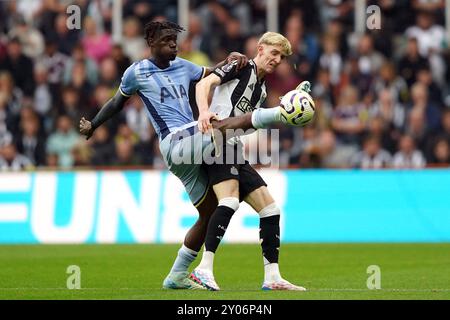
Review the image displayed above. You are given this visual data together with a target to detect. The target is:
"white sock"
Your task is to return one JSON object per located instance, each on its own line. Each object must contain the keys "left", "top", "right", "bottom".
{"left": 196, "top": 250, "right": 215, "bottom": 273}
{"left": 251, "top": 107, "right": 282, "bottom": 129}
{"left": 169, "top": 244, "right": 198, "bottom": 273}
{"left": 264, "top": 258, "right": 283, "bottom": 283}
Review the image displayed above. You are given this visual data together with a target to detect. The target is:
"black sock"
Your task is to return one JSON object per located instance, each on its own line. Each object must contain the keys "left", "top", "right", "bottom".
{"left": 204, "top": 206, "right": 235, "bottom": 253}
{"left": 260, "top": 215, "right": 280, "bottom": 263}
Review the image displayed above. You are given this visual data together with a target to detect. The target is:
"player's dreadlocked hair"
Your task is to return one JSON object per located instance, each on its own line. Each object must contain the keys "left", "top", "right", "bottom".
{"left": 143, "top": 21, "right": 185, "bottom": 45}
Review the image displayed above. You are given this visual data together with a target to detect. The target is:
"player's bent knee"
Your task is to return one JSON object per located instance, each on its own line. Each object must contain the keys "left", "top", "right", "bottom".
{"left": 218, "top": 197, "right": 240, "bottom": 212}
{"left": 258, "top": 203, "right": 280, "bottom": 218}
{"left": 213, "top": 179, "right": 239, "bottom": 199}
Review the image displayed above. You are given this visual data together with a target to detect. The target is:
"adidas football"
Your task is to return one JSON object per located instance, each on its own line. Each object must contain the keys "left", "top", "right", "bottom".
{"left": 279, "top": 90, "right": 315, "bottom": 126}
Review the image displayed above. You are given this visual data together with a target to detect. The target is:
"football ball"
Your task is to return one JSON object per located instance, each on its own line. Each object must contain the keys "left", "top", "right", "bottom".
{"left": 279, "top": 89, "right": 315, "bottom": 126}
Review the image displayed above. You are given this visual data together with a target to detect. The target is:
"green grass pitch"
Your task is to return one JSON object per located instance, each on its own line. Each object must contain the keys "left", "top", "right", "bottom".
{"left": 0, "top": 243, "right": 449, "bottom": 300}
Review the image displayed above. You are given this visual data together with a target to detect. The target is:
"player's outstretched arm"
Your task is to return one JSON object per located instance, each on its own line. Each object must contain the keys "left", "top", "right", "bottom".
{"left": 211, "top": 113, "right": 254, "bottom": 134}
{"left": 79, "top": 90, "right": 129, "bottom": 140}
{"left": 196, "top": 73, "right": 221, "bottom": 132}
{"left": 204, "top": 52, "right": 248, "bottom": 76}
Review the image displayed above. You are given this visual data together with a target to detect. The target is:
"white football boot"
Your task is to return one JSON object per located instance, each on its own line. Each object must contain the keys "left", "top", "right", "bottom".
{"left": 163, "top": 271, "right": 206, "bottom": 290}
{"left": 190, "top": 269, "right": 220, "bottom": 291}
{"left": 262, "top": 278, "right": 307, "bottom": 291}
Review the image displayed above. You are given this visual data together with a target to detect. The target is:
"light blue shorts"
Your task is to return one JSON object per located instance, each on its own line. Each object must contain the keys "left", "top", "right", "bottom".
{"left": 159, "top": 122, "right": 215, "bottom": 207}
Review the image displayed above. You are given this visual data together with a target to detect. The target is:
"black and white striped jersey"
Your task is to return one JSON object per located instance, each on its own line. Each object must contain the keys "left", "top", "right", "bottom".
{"left": 209, "top": 59, "right": 267, "bottom": 120}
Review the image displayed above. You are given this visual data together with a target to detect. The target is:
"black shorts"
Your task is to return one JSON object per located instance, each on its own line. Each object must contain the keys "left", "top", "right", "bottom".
{"left": 204, "top": 144, "right": 267, "bottom": 202}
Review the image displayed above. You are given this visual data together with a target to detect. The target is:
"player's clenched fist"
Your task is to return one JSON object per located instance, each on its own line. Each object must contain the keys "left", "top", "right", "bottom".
{"left": 79, "top": 117, "right": 94, "bottom": 140}
{"left": 198, "top": 111, "right": 218, "bottom": 133}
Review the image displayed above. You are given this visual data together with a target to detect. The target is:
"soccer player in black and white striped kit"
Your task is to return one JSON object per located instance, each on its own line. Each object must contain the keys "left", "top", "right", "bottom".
{"left": 190, "top": 32, "right": 308, "bottom": 291}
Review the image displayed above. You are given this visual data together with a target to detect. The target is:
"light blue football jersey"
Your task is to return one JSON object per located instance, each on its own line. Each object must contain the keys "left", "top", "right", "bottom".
{"left": 119, "top": 57, "right": 205, "bottom": 139}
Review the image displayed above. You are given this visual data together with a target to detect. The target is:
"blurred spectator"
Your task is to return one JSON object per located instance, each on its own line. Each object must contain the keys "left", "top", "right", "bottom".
{"left": 398, "top": 37, "right": 429, "bottom": 87}
{"left": 323, "top": 18, "right": 349, "bottom": 58}
{"left": 316, "top": 129, "right": 357, "bottom": 168}
{"left": 113, "top": 139, "right": 141, "bottom": 166}
{"left": 123, "top": 0, "right": 157, "bottom": 25}
{"left": 409, "top": 82, "right": 441, "bottom": 131}
{"left": 331, "top": 85, "right": 367, "bottom": 146}
{"left": 14, "top": 0, "right": 43, "bottom": 25}
{"left": 355, "top": 33, "right": 385, "bottom": 80}
{"left": 59, "top": 85, "right": 92, "bottom": 125}
{"left": 0, "top": 91, "right": 13, "bottom": 147}
{"left": 0, "top": 71, "right": 23, "bottom": 120}
{"left": 33, "top": 63, "right": 52, "bottom": 117}
{"left": 63, "top": 44, "right": 99, "bottom": 86}
{"left": 277, "top": 127, "right": 302, "bottom": 167}
{"left": 187, "top": 13, "right": 213, "bottom": 58}
{"left": 309, "top": 95, "right": 333, "bottom": 131}
{"left": 49, "top": 13, "right": 80, "bottom": 55}
{"left": 110, "top": 44, "right": 132, "bottom": 76}
{"left": 69, "top": 61, "right": 94, "bottom": 102}
{"left": 372, "top": 62, "right": 409, "bottom": 104}
{"left": 341, "top": 53, "right": 373, "bottom": 97}
{"left": 436, "top": 109, "right": 450, "bottom": 142}
{"left": 87, "top": 0, "right": 114, "bottom": 34}
{"left": 351, "top": 135, "right": 392, "bottom": 169}
{"left": 45, "top": 152, "right": 59, "bottom": 168}
{"left": 39, "top": 38, "right": 67, "bottom": 86}
{"left": 91, "top": 84, "right": 120, "bottom": 134}
{"left": 412, "top": 0, "right": 446, "bottom": 25}
{"left": 81, "top": 16, "right": 112, "bottom": 64}
{"left": 8, "top": 15, "right": 45, "bottom": 59}
{"left": 178, "top": 35, "right": 211, "bottom": 67}
{"left": 365, "top": 115, "right": 398, "bottom": 154}
{"left": 71, "top": 141, "right": 92, "bottom": 168}
{"left": 370, "top": 89, "right": 406, "bottom": 132}
{"left": 284, "top": 13, "right": 316, "bottom": 80}
{"left": 415, "top": 66, "right": 443, "bottom": 106}
{"left": 243, "top": 36, "right": 258, "bottom": 59}
{"left": 122, "top": 17, "right": 147, "bottom": 62}
{"left": 135, "top": 125, "right": 158, "bottom": 165}
{"left": 46, "top": 115, "right": 80, "bottom": 168}
{"left": 151, "top": 139, "right": 166, "bottom": 169}
{"left": 285, "top": 12, "right": 320, "bottom": 65}
{"left": 406, "top": 10, "right": 446, "bottom": 86}
{"left": 0, "top": 37, "right": 34, "bottom": 96}
{"left": 98, "top": 56, "right": 120, "bottom": 88}
{"left": 89, "top": 125, "right": 115, "bottom": 166}
{"left": 34, "top": 0, "right": 65, "bottom": 39}
{"left": 297, "top": 126, "right": 322, "bottom": 168}
{"left": 218, "top": 18, "right": 245, "bottom": 55}
{"left": 312, "top": 68, "right": 335, "bottom": 109}
{"left": 392, "top": 134, "right": 426, "bottom": 168}
{"left": 319, "top": 0, "right": 354, "bottom": 29}
{"left": 14, "top": 113, "right": 46, "bottom": 166}
{"left": 0, "top": 91, "right": 12, "bottom": 144}
{"left": 115, "top": 123, "right": 139, "bottom": 147}
{"left": 425, "top": 109, "right": 450, "bottom": 160}
{"left": 125, "top": 96, "right": 152, "bottom": 142}
{"left": 428, "top": 137, "right": 450, "bottom": 166}
{"left": 318, "top": 34, "right": 342, "bottom": 85}
{"left": 0, "top": 142, "right": 33, "bottom": 171}
{"left": 265, "top": 60, "right": 301, "bottom": 101}
{"left": 404, "top": 107, "right": 428, "bottom": 151}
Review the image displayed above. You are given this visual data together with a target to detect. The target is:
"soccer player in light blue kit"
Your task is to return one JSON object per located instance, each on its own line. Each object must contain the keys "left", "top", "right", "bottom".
{"left": 79, "top": 21, "right": 286, "bottom": 290}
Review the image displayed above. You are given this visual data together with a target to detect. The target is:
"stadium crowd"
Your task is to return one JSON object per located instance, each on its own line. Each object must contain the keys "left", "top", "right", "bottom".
{"left": 0, "top": 0, "right": 449, "bottom": 170}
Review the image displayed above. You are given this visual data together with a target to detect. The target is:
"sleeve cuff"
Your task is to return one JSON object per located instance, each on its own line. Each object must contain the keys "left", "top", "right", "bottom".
{"left": 198, "top": 67, "right": 207, "bottom": 81}
{"left": 119, "top": 87, "right": 132, "bottom": 97}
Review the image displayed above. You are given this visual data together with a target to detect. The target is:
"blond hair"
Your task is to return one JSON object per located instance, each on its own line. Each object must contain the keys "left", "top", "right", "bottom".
{"left": 258, "top": 32, "right": 292, "bottom": 56}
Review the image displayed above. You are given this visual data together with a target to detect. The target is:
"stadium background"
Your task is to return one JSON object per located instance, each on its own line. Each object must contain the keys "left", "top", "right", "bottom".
{"left": 1, "top": 0, "right": 449, "bottom": 244}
